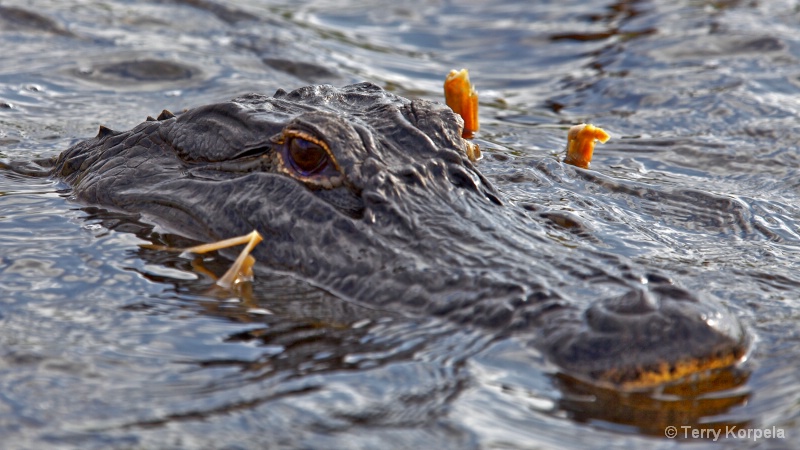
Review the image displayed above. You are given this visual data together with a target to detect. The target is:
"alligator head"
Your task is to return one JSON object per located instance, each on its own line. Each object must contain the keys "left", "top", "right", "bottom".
{"left": 53, "top": 82, "right": 747, "bottom": 388}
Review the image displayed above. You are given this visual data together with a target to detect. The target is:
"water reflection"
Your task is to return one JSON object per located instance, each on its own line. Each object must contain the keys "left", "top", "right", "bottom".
{"left": 0, "top": 5, "right": 76, "bottom": 37}
{"left": 557, "top": 368, "right": 751, "bottom": 436}
{"left": 74, "top": 59, "right": 200, "bottom": 85}
{"left": 549, "top": 0, "right": 656, "bottom": 43}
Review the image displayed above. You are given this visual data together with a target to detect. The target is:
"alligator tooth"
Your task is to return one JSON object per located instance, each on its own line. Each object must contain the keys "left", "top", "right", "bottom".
{"left": 320, "top": 178, "right": 333, "bottom": 189}
{"left": 157, "top": 109, "right": 175, "bottom": 120}
{"left": 329, "top": 175, "right": 342, "bottom": 188}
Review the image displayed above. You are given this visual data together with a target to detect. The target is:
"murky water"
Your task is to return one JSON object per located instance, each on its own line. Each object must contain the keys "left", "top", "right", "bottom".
{"left": 1, "top": 0, "right": 799, "bottom": 448}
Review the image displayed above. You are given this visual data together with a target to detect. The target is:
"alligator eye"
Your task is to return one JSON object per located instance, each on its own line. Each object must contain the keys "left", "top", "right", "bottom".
{"left": 287, "top": 136, "right": 329, "bottom": 175}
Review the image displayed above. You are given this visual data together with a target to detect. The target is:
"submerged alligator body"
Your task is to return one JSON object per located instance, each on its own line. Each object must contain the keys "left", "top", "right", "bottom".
{"left": 52, "top": 82, "right": 747, "bottom": 387}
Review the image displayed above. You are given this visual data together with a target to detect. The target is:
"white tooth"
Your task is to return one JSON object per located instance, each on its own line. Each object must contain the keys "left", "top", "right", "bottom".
{"left": 329, "top": 176, "right": 342, "bottom": 188}
{"left": 321, "top": 178, "right": 333, "bottom": 189}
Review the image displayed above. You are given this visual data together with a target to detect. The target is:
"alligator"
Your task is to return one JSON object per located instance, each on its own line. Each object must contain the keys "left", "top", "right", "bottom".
{"left": 50, "top": 82, "right": 747, "bottom": 388}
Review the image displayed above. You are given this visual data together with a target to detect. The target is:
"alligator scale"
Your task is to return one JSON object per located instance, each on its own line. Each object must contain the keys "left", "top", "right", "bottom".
{"left": 52, "top": 82, "right": 747, "bottom": 388}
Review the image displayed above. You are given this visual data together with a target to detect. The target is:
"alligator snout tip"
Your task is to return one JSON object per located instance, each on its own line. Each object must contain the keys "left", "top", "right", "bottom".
{"left": 545, "top": 285, "right": 748, "bottom": 390}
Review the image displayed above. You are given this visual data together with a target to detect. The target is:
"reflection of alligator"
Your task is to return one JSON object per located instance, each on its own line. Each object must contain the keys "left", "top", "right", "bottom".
{"left": 51, "top": 82, "right": 747, "bottom": 388}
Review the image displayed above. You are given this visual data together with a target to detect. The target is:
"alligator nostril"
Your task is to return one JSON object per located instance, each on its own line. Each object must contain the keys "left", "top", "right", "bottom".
{"left": 651, "top": 284, "right": 699, "bottom": 303}
{"left": 602, "top": 289, "right": 660, "bottom": 314}
{"left": 585, "top": 306, "right": 626, "bottom": 333}
{"left": 585, "top": 289, "right": 660, "bottom": 333}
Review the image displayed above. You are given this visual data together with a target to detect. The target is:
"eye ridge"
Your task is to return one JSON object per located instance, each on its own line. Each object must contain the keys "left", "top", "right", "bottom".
{"left": 288, "top": 136, "right": 328, "bottom": 174}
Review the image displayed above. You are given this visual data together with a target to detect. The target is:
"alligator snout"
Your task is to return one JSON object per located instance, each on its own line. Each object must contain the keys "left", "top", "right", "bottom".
{"left": 544, "top": 284, "right": 747, "bottom": 388}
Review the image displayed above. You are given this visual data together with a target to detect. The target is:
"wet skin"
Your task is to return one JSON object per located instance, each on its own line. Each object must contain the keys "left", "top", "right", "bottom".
{"left": 51, "top": 82, "right": 747, "bottom": 388}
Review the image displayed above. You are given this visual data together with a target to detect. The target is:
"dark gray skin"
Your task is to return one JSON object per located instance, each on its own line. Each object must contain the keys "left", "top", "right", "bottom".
{"left": 52, "top": 82, "right": 747, "bottom": 387}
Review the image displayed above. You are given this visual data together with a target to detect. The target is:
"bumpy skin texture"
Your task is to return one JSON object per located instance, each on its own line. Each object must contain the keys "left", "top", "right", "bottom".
{"left": 53, "top": 83, "right": 746, "bottom": 387}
